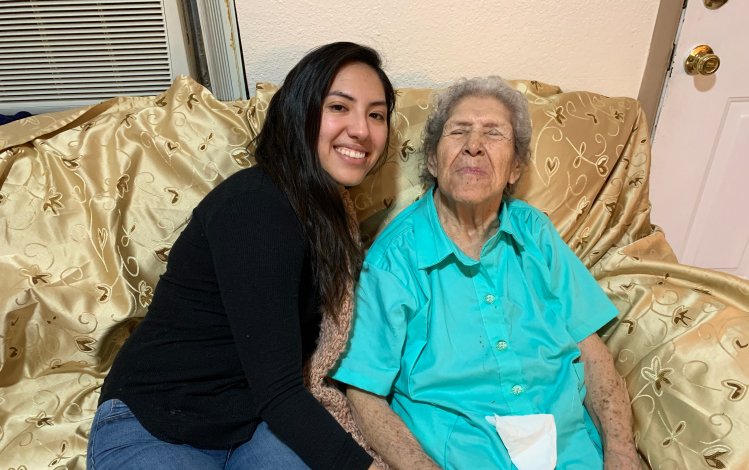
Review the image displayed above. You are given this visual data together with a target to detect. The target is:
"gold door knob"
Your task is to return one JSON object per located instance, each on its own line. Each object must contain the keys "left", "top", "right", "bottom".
{"left": 684, "top": 45, "right": 721, "bottom": 76}
{"left": 703, "top": 0, "right": 728, "bottom": 10}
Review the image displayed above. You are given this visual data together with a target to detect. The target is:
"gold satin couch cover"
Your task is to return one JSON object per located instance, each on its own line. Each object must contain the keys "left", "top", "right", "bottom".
{"left": 1, "top": 76, "right": 748, "bottom": 470}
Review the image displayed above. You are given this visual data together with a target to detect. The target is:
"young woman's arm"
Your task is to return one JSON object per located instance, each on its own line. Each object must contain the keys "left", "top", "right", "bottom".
{"left": 205, "top": 180, "right": 373, "bottom": 470}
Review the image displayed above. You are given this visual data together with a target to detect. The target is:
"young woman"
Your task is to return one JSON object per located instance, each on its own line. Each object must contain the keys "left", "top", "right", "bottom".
{"left": 88, "top": 42, "right": 395, "bottom": 470}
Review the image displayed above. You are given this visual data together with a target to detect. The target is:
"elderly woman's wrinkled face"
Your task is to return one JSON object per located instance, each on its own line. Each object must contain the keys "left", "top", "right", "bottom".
{"left": 428, "top": 96, "right": 523, "bottom": 206}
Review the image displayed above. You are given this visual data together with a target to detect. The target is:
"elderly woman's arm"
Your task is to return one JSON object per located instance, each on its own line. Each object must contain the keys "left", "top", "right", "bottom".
{"left": 347, "top": 386, "right": 442, "bottom": 470}
{"left": 578, "top": 333, "right": 640, "bottom": 470}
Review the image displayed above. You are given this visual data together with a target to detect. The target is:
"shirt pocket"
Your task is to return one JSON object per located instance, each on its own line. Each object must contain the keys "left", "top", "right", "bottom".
{"left": 499, "top": 297, "right": 524, "bottom": 339}
{"left": 444, "top": 414, "right": 508, "bottom": 470}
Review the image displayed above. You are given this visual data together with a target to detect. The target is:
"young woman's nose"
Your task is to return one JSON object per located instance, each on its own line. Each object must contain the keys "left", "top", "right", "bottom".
{"left": 346, "top": 111, "right": 369, "bottom": 140}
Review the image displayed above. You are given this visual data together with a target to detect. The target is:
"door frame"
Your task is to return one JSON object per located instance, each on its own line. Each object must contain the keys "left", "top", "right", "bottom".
{"left": 637, "top": 0, "right": 686, "bottom": 135}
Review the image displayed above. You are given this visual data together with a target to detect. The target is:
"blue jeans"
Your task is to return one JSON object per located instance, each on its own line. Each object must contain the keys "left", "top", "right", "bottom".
{"left": 87, "top": 399, "right": 311, "bottom": 470}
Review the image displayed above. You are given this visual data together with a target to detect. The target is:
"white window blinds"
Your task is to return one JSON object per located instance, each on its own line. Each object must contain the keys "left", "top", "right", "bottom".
{"left": 0, "top": 0, "right": 191, "bottom": 114}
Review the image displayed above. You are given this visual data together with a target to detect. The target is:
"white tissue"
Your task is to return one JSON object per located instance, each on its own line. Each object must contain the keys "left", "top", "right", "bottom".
{"left": 485, "top": 413, "right": 557, "bottom": 470}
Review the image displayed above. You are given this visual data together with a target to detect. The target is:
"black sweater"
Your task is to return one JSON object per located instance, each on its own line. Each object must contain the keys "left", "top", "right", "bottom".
{"left": 100, "top": 166, "right": 372, "bottom": 470}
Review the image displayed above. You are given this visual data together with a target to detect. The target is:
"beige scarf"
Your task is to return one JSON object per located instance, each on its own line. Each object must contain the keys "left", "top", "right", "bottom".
{"left": 303, "top": 187, "right": 389, "bottom": 469}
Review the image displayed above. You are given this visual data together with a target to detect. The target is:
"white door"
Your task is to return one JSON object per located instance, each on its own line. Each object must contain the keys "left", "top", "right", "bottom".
{"left": 650, "top": 0, "right": 749, "bottom": 279}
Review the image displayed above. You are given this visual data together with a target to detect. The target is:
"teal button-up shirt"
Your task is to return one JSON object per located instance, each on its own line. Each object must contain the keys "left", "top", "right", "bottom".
{"left": 331, "top": 189, "right": 620, "bottom": 469}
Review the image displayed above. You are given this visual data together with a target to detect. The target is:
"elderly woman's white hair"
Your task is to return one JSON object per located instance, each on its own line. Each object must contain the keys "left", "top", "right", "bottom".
{"left": 420, "top": 76, "right": 533, "bottom": 196}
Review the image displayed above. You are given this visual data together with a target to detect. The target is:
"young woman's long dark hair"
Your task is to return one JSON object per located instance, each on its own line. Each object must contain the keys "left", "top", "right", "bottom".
{"left": 253, "top": 42, "right": 396, "bottom": 319}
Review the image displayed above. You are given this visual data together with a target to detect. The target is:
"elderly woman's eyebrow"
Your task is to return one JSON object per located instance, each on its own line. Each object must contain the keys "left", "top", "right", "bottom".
{"left": 445, "top": 120, "right": 474, "bottom": 127}
{"left": 326, "top": 90, "right": 386, "bottom": 107}
{"left": 446, "top": 120, "right": 510, "bottom": 129}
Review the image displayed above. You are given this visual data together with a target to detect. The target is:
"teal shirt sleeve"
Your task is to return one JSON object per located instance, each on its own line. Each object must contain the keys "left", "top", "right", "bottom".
{"left": 330, "top": 260, "right": 417, "bottom": 396}
{"left": 536, "top": 216, "right": 620, "bottom": 343}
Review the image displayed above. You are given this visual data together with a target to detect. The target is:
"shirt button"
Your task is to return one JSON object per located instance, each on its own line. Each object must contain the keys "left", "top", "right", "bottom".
{"left": 511, "top": 385, "right": 524, "bottom": 396}
{"left": 495, "top": 340, "right": 508, "bottom": 351}
{"left": 484, "top": 294, "right": 495, "bottom": 304}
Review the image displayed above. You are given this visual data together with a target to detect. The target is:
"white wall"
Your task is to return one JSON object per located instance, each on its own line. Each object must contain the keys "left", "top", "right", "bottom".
{"left": 236, "top": 0, "right": 659, "bottom": 98}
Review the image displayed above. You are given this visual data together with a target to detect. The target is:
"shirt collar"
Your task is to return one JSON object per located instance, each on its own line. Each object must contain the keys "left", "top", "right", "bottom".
{"left": 498, "top": 196, "right": 526, "bottom": 249}
{"left": 413, "top": 187, "right": 525, "bottom": 270}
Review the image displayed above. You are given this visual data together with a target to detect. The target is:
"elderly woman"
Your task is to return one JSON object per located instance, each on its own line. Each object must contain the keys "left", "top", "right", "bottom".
{"left": 330, "top": 77, "right": 640, "bottom": 469}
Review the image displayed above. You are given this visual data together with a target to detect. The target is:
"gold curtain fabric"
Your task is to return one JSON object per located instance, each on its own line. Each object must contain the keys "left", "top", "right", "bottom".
{"left": 1, "top": 76, "right": 747, "bottom": 470}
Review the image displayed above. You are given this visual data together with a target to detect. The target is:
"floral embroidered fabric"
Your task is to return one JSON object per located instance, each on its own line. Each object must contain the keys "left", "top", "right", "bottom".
{"left": 0, "top": 76, "right": 747, "bottom": 469}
